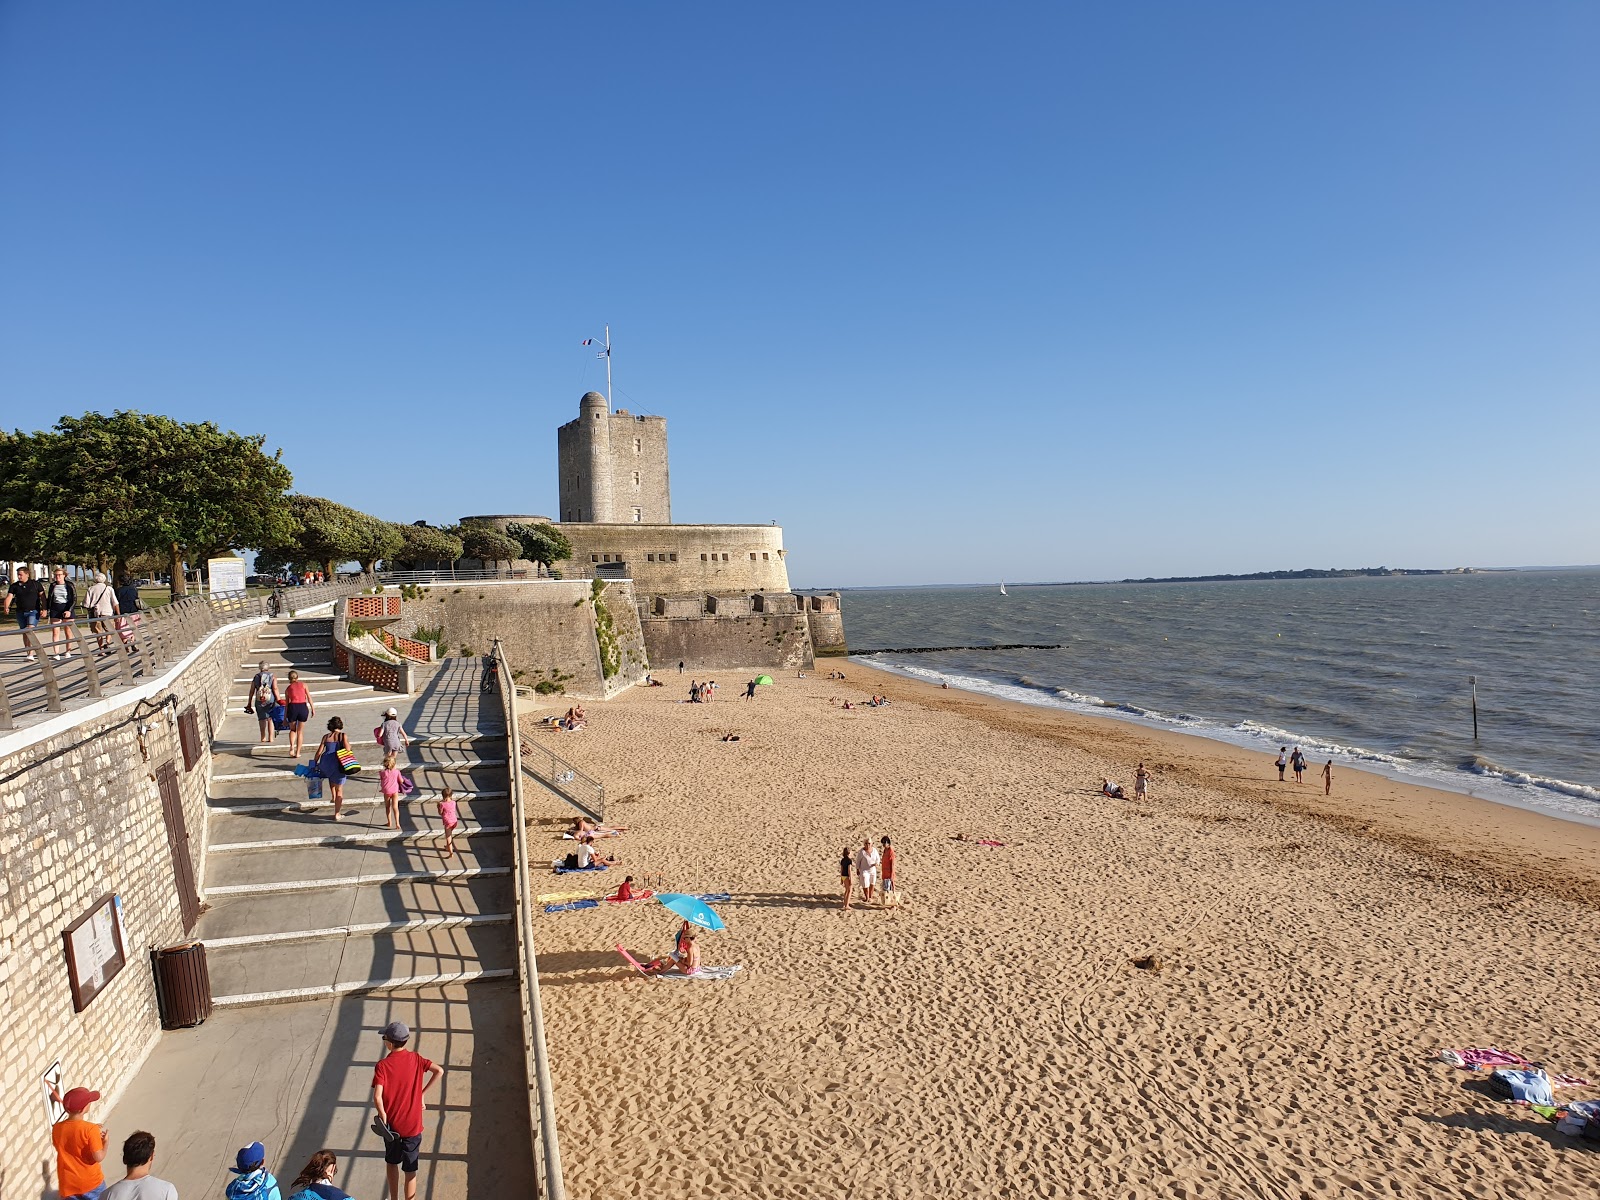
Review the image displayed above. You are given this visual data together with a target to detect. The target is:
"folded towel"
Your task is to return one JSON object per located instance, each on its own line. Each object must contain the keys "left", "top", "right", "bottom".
{"left": 656, "top": 964, "right": 742, "bottom": 982}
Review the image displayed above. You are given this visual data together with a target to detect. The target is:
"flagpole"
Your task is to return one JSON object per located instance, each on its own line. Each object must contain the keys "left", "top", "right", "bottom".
{"left": 604, "top": 323, "right": 612, "bottom": 409}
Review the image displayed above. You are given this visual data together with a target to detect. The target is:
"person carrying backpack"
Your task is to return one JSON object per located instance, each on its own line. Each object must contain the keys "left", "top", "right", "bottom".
{"left": 246, "top": 660, "right": 280, "bottom": 746}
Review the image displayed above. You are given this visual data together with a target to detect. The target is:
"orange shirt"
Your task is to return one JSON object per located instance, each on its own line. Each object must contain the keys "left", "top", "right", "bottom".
{"left": 53, "top": 1117, "right": 104, "bottom": 1196}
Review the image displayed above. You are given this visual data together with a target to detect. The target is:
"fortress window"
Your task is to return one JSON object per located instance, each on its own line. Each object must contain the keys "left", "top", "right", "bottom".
{"left": 590, "top": 554, "right": 599, "bottom": 563}
{"left": 749, "top": 553, "right": 757, "bottom": 561}
{"left": 632, "top": 471, "right": 640, "bottom": 487}
{"left": 722, "top": 553, "right": 730, "bottom": 561}
{"left": 632, "top": 507, "right": 643, "bottom": 522}
{"left": 763, "top": 553, "right": 769, "bottom": 560}
{"left": 670, "top": 553, "right": 678, "bottom": 562}
{"left": 646, "top": 554, "right": 655, "bottom": 562}
{"left": 634, "top": 437, "right": 641, "bottom": 453}
{"left": 700, "top": 554, "right": 707, "bottom": 561}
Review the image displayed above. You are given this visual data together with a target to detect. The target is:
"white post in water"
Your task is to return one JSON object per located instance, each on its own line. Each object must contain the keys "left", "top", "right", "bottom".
{"left": 1469, "top": 675, "right": 1478, "bottom": 742}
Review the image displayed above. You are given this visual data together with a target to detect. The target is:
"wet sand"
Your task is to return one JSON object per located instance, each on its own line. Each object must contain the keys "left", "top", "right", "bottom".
{"left": 519, "top": 663, "right": 1600, "bottom": 1199}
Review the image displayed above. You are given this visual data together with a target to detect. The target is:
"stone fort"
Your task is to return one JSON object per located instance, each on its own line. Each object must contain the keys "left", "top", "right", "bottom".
{"left": 460, "top": 391, "right": 845, "bottom": 668}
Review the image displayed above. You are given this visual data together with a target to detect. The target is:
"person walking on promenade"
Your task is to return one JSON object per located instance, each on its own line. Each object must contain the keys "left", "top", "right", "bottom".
{"left": 46, "top": 566, "right": 79, "bottom": 659}
{"left": 225, "top": 1140, "right": 282, "bottom": 1200}
{"left": 1275, "top": 747, "right": 1288, "bottom": 782}
{"left": 438, "top": 786, "right": 459, "bottom": 858}
{"left": 855, "top": 838, "right": 879, "bottom": 905}
{"left": 4, "top": 565, "right": 47, "bottom": 660}
{"left": 315, "top": 717, "right": 351, "bottom": 820}
{"left": 879, "top": 835, "right": 897, "bottom": 906}
{"left": 114, "top": 574, "right": 142, "bottom": 650}
{"left": 377, "top": 707, "right": 410, "bottom": 755}
{"left": 1323, "top": 759, "right": 1334, "bottom": 796}
{"left": 1135, "top": 763, "right": 1150, "bottom": 800}
{"left": 840, "top": 845, "right": 855, "bottom": 911}
{"left": 379, "top": 753, "right": 405, "bottom": 831}
{"left": 1290, "top": 746, "right": 1306, "bottom": 783}
{"left": 49, "top": 1084, "right": 108, "bottom": 1200}
{"left": 84, "top": 572, "right": 120, "bottom": 654}
{"left": 283, "top": 670, "right": 314, "bottom": 757}
{"left": 247, "top": 660, "right": 280, "bottom": 746}
{"left": 285, "top": 1151, "right": 351, "bottom": 1200}
{"left": 102, "top": 1130, "right": 177, "bottom": 1199}
{"left": 372, "top": 1021, "right": 443, "bottom": 1200}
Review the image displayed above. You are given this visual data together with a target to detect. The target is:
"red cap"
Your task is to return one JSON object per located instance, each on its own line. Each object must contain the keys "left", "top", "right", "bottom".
{"left": 62, "top": 1087, "right": 100, "bottom": 1112}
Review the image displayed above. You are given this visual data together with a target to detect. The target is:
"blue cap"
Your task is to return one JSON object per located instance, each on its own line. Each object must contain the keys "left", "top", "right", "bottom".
{"left": 230, "top": 1142, "right": 266, "bottom": 1174}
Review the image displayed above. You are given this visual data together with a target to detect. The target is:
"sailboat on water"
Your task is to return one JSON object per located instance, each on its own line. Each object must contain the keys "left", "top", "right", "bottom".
{"left": 999, "top": 581, "right": 1008, "bottom": 596}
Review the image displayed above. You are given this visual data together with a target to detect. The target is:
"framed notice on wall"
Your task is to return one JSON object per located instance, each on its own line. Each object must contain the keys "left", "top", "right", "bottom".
{"left": 62, "top": 893, "right": 127, "bottom": 1013}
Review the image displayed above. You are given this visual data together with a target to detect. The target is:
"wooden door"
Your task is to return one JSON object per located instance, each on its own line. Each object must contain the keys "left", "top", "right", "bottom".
{"left": 155, "top": 762, "right": 201, "bottom": 934}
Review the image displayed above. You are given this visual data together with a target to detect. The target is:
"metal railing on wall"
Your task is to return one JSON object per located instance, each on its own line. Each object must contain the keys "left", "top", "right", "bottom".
{"left": 519, "top": 742, "right": 606, "bottom": 824}
{"left": 0, "top": 577, "right": 369, "bottom": 732}
{"left": 490, "top": 638, "right": 567, "bottom": 1200}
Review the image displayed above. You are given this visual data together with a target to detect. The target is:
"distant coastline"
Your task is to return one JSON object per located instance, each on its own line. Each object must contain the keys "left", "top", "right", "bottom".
{"left": 1112, "top": 565, "right": 1490, "bottom": 584}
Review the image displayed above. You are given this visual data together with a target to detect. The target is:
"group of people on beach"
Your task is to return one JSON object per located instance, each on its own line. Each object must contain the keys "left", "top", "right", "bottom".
{"left": 840, "top": 835, "right": 897, "bottom": 911}
{"left": 1276, "top": 745, "right": 1334, "bottom": 794}
{"left": 47, "top": 1019, "right": 441, "bottom": 1199}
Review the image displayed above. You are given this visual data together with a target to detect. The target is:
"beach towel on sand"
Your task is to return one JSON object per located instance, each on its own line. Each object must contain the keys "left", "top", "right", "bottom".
{"left": 614, "top": 945, "right": 741, "bottom": 982}
{"left": 552, "top": 861, "right": 609, "bottom": 875}
{"left": 1438, "top": 1048, "right": 1533, "bottom": 1070}
{"left": 545, "top": 899, "right": 601, "bottom": 913}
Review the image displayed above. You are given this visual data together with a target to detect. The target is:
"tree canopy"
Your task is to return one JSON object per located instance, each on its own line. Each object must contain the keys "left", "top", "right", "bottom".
{"left": 0, "top": 412, "right": 296, "bottom": 595}
{"left": 256, "top": 495, "right": 403, "bottom": 578}
{"left": 389, "top": 522, "right": 465, "bottom": 568}
{"left": 506, "top": 521, "right": 573, "bottom": 574}
{"left": 450, "top": 522, "right": 520, "bottom": 568}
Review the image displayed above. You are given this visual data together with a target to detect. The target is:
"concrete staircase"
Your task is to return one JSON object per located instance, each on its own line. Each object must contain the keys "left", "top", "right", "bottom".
{"left": 201, "top": 618, "right": 516, "bottom": 1007}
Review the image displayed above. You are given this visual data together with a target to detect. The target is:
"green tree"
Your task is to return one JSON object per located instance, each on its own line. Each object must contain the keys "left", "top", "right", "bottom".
{"left": 449, "top": 522, "right": 520, "bottom": 571}
{"left": 258, "top": 495, "right": 397, "bottom": 579}
{"left": 0, "top": 412, "right": 296, "bottom": 596}
{"left": 389, "top": 522, "right": 464, "bottom": 568}
{"left": 506, "top": 521, "right": 573, "bottom": 576}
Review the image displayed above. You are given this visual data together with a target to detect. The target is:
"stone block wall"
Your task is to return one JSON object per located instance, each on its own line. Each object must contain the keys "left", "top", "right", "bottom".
{"left": 641, "top": 611, "right": 815, "bottom": 673}
{"left": 419, "top": 581, "right": 647, "bottom": 699}
{"left": 0, "top": 621, "right": 257, "bottom": 1195}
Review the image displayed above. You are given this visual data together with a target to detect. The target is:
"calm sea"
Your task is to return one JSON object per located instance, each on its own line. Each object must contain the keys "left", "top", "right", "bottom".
{"left": 842, "top": 570, "right": 1600, "bottom": 825}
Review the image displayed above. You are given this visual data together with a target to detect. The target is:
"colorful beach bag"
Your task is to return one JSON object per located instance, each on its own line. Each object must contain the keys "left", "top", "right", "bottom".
{"left": 336, "top": 747, "right": 362, "bottom": 776}
{"left": 269, "top": 703, "right": 288, "bottom": 731}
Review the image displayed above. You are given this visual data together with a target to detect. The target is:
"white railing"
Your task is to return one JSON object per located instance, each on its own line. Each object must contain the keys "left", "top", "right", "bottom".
{"left": 491, "top": 639, "right": 566, "bottom": 1199}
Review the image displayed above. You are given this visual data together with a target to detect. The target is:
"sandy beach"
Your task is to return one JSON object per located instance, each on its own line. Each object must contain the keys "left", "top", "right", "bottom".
{"left": 518, "top": 663, "right": 1600, "bottom": 1199}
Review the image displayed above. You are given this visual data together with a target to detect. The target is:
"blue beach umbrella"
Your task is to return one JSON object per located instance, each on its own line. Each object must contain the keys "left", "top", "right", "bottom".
{"left": 655, "top": 893, "right": 726, "bottom": 931}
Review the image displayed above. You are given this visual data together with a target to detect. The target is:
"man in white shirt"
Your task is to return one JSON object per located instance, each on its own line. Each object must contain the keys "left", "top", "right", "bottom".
{"left": 104, "top": 1131, "right": 178, "bottom": 1199}
{"left": 854, "top": 839, "right": 879, "bottom": 903}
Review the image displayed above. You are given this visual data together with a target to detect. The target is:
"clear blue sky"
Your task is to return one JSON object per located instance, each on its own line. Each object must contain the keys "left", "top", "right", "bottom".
{"left": 2, "top": 3, "right": 1595, "bottom": 586}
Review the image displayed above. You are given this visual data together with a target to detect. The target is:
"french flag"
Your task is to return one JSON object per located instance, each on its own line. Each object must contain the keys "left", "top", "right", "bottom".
{"left": 580, "top": 338, "right": 594, "bottom": 346}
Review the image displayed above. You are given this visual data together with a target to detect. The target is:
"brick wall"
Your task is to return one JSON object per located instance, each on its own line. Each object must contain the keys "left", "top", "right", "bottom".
{"left": 0, "top": 621, "right": 257, "bottom": 1193}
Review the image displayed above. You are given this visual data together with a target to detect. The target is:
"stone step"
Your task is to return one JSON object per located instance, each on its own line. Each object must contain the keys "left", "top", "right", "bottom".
{"left": 198, "top": 872, "right": 516, "bottom": 942}
{"left": 232, "top": 671, "right": 346, "bottom": 684}
{"left": 206, "top": 864, "right": 511, "bottom": 897}
{"left": 226, "top": 684, "right": 374, "bottom": 702}
{"left": 202, "top": 836, "right": 513, "bottom": 889}
{"left": 204, "top": 911, "right": 513, "bottom": 950}
{"left": 212, "top": 967, "right": 515, "bottom": 1009}
{"left": 206, "top": 791, "right": 509, "bottom": 819}
{"left": 206, "top": 922, "right": 518, "bottom": 1006}
{"left": 210, "top": 824, "right": 510, "bottom": 852}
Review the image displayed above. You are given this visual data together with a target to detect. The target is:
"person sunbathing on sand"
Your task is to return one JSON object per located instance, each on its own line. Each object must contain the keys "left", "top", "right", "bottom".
{"left": 646, "top": 921, "right": 696, "bottom": 973}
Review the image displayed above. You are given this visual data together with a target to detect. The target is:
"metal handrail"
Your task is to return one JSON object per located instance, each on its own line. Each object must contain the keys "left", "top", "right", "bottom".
{"left": 518, "top": 742, "right": 606, "bottom": 823}
{"left": 492, "top": 638, "right": 566, "bottom": 1200}
{"left": 0, "top": 578, "right": 371, "bottom": 731}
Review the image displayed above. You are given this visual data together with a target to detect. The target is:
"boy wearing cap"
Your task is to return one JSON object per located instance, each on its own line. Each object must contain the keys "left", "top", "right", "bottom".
{"left": 371, "top": 1022, "right": 442, "bottom": 1200}
{"left": 49, "top": 1085, "right": 108, "bottom": 1200}
{"left": 225, "top": 1140, "right": 282, "bottom": 1200}
{"left": 103, "top": 1130, "right": 176, "bottom": 1199}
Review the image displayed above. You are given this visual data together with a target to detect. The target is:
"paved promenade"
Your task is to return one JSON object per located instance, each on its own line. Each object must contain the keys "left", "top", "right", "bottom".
{"left": 109, "top": 628, "right": 532, "bottom": 1198}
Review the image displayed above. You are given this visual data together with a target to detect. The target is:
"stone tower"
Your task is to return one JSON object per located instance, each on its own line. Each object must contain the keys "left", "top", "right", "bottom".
{"left": 556, "top": 391, "right": 671, "bottom": 523}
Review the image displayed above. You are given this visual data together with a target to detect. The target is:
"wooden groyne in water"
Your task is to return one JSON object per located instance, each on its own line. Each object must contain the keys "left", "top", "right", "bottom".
{"left": 852, "top": 643, "right": 1062, "bottom": 656}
